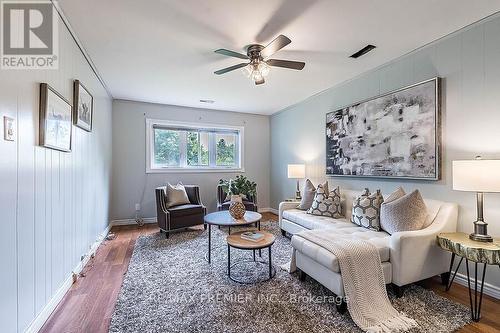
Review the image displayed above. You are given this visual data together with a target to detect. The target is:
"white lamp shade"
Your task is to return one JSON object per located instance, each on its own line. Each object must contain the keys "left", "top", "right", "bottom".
{"left": 288, "top": 164, "right": 305, "bottom": 179}
{"left": 453, "top": 160, "right": 500, "bottom": 193}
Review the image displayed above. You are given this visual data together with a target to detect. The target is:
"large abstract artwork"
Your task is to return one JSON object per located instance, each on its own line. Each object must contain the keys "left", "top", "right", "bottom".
{"left": 326, "top": 78, "right": 440, "bottom": 180}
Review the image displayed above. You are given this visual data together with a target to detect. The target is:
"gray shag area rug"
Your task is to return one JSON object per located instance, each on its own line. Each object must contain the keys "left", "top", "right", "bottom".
{"left": 109, "top": 221, "right": 471, "bottom": 333}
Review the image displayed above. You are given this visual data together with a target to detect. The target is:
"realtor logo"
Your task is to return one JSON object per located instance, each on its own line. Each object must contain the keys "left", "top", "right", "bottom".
{"left": 1, "top": 0, "right": 58, "bottom": 69}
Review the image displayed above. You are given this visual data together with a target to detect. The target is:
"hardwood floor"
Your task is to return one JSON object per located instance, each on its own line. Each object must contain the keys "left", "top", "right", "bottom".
{"left": 40, "top": 213, "right": 500, "bottom": 333}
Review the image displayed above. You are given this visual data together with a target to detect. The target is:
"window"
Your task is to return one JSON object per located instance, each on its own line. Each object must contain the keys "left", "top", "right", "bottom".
{"left": 146, "top": 119, "right": 244, "bottom": 172}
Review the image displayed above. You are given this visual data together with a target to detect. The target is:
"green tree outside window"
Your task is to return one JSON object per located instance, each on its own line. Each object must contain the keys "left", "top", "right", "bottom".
{"left": 154, "top": 129, "right": 180, "bottom": 166}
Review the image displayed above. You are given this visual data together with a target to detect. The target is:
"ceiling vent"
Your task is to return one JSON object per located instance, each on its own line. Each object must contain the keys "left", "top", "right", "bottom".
{"left": 350, "top": 45, "right": 376, "bottom": 59}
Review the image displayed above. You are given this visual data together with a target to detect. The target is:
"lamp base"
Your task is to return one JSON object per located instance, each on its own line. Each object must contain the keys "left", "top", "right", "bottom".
{"left": 295, "top": 191, "right": 302, "bottom": 200}
{"left": 295, "top": 180, "right": 302, "bottom": 200}
{"left": 469, "top": 220, "right": 493, "bottom": 243}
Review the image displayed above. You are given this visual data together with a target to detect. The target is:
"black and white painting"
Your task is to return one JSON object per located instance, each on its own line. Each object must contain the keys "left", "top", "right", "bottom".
{"left": 73, "top": 80, "right": 93, "bottom": 132}
{"left": 326, "top": 78, "right": 440, "bottom": 180}
{"left": 39, "top": 83, "right": 73, "bottom": 152}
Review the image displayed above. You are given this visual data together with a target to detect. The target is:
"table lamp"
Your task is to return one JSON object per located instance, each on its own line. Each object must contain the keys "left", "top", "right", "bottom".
{"left": 288, "top": 164, "right": 305, "bottom": 200}
{"left": 453, "top": 158, "right": 500, "bottom": 242}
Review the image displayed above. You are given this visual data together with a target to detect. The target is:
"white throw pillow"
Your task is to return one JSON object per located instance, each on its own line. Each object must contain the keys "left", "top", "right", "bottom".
{"left": 351, "top": 188, "right": 384, "bottom": 231}
{"left": 307, "top": 182, "right": 343, "bottom": 218}
{"left": 297, "top": 179, "right": 316, "bottom": 210}
{"left": 380, "top": 188, "right": 428, "bottom": 234}
{"left": 165, "top": 182, "right": 190, "bottom": 208}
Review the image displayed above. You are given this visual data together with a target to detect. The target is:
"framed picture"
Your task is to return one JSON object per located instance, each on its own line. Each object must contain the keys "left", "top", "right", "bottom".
{"left": 3, "top": 116, "right": 15, "bottom": 141}
{"left": 73, "top": 80, "right": 93, "bottom": 132}
{"left": 39, "top": 83, "right": 73, "bottom": 152}
{"left": 326, "top": 77, "right": 441, "bottom": 180}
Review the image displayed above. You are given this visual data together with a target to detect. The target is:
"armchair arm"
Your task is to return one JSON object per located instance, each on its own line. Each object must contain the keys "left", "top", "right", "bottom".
{"left": 184, "top": 185, "right": 203, "bottom": 206}
{"left": 279, "top": 201, "right": 300, "bottom": 229}
{"left": 155, "top": 187, "right": 171, "bottom": 231}
{"left": 389, "top": 202, "right": 458, "bottom": 286}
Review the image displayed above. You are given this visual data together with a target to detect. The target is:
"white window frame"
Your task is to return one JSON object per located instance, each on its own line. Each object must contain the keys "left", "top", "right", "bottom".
{"left": 146, "top": 119, "right": 245, "bottom": 173}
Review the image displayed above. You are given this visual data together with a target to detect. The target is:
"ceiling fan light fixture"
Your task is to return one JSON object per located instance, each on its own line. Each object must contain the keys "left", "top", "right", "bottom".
{"left": 215, "top": 35, "right": 303, "bottom": 85}
{"left": 258, "top": 62, "right": 270, "bottom": 77}
{"left": 251, "top": 69, "right": 263, "bottom": 82}
{"left": 242, "top": 61, "right": 270, "bottom": 83}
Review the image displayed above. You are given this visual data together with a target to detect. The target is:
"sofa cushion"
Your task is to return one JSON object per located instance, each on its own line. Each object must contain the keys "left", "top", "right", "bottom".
{"left": 291, "top": 228, "right": 390, "bottom": 273}
{"left": 283, "top": 209, "right": 352, "bottom": 230}
{"left": 168, "top": 204, "right": 204, "bottom": 217}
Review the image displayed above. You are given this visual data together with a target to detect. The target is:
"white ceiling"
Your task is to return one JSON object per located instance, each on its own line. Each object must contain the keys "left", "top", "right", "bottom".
{"left": 58, "top": 0, "right": 500, "bottom": 115}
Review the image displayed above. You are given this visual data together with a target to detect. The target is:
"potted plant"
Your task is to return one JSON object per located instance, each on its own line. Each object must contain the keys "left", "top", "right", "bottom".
{"left": 219, "top": 175, "right": 257, "bottom": 219}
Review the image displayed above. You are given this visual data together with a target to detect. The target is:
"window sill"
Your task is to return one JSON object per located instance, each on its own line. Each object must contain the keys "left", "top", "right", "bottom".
{"left": 146, "top": 167, "right": 245, "bottom": 174}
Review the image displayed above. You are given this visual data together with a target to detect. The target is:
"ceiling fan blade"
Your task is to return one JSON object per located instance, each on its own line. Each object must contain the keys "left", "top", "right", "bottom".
{"left": 267, "top": 59, "right": 305, "bottom": 70}
{"left": 255, "top": 77, "right": 265, "bottom": 85}
{"left": 214, "top": 62, "right": 248, "bottom": 75}
{"left": 260, "top": 35, "right": 291, "bottom": 59}
{"left": 214, "top": 49, "right": 249, "bottom": 60}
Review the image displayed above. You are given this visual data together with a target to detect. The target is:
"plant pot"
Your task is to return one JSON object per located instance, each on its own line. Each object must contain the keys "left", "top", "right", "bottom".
{"left": 229, "top": 195, "right": 246, "bottom": 219}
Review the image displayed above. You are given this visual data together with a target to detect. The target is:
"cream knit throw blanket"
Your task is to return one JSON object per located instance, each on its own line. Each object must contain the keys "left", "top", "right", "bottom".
{"left": 289, "top": 230, "right": 417, "bottom": 333}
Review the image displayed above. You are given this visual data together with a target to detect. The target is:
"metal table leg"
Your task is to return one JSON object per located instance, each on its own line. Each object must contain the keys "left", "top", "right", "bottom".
{"left": 466, "top": 259, "right": 488, "bottom": 322}
{"left": 268, "top": 246, "right": 272, "bottom": 279}
{"left": 446, "top": 253, "right": 464, "bottom": 291}
{"left": 207, "top": 224, "right": 211, "bottom": 263}
{"left": 227, "top": 244, "right": 231, "bottom": 276}
{"left": 258, "top": 220, "right": 262, "bottom": 257}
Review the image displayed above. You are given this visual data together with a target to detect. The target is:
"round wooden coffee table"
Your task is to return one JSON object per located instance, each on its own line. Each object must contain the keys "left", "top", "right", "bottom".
{"left": 226, "top": 230, "right": 276, "bottom": 284}
{"left": 204, "top": 211, "right": 262, "bottom": 263}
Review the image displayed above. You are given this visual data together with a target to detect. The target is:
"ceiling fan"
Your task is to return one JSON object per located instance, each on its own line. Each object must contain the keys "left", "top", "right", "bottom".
{"left": 214, "top": 35, "right": 305, "bottom": 85}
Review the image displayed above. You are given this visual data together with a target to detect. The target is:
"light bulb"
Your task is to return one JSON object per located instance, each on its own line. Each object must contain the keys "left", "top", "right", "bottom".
{"left": 251, "top": 70, "right": 263, "bottom": 82}
{"left": 258, "top": 62, "right": 270, "bottom": 77}
{"left": 242, "top": 64, "right": 252, "bottom": 77}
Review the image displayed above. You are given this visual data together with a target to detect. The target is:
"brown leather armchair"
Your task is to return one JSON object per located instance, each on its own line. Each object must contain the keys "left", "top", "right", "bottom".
{"left": 217, "top": 184, "right": 257, "bottom": 212}
{"left": 155, "top": 185, "right": 206, "bottom": 238}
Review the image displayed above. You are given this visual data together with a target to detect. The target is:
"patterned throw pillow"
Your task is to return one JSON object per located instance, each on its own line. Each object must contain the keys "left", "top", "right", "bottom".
{"left": 380, "top": 188, "right": 428, "bottom": 234}
{"left": 307, "top": 183, "right": 343, "bottom": 218}
{"left": 351, "top": 188, "right": 384, "bottom": 231}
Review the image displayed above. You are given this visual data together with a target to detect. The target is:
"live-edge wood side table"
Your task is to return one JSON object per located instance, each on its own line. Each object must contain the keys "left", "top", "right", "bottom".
{"left": 437, "top": 232, "right": 500, "bottom": 322}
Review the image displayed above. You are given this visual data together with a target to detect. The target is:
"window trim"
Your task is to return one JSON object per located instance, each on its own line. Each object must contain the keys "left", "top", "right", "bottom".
{"left": 146, "top": 118, "right": 245, "bottom": 173}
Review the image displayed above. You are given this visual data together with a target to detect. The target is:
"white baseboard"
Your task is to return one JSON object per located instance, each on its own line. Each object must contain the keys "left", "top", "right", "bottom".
{"left": 453, "top": 272, "right": 500, "bottom": 300}
{"left": 110, "top": 217, "right": 157, "bottom": 227}
{"left": 269, "top": 208, "right": 279, "bottom": 215}
{"left": 25, "top": 225, "right": 111, "bottom": 333}
{"left": 258, "top": 207, "right": 276, "bottom": 214}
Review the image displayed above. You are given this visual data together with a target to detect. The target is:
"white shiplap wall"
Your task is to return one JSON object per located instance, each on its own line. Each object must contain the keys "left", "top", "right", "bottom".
{"left": 0, "top": 10, "right": 112, "bottom": 333}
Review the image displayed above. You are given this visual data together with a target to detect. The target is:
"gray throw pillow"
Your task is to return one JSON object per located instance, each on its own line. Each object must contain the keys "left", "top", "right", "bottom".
{"left": 351, "top": 188, "right": 384, "bottom": 231}
{"left": 165, "top": 182, "right": 191, "bottom": 208}
{"left": 307, "top": 183, "right": 343, "bottom": 218}
{"left": 380, "top": 188, "right": 428, "bottom": 234}
{"left": 297, "top": 179, "right": 316, "bottom": 210}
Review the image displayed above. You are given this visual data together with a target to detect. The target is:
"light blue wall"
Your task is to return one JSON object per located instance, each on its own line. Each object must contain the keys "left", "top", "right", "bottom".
{"left": 111, "top": 100, "right": 270, "bottom": 220}
{"left": 271, "top": 15, "right": 500, "bottom": 291}
{"left": 0, "top": 8, "right": 113, "bottom": 333}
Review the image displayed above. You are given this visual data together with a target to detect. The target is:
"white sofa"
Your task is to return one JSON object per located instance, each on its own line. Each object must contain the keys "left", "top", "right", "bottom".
{"left": 279, "top": 189, "right": 458, "bottom": 298}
